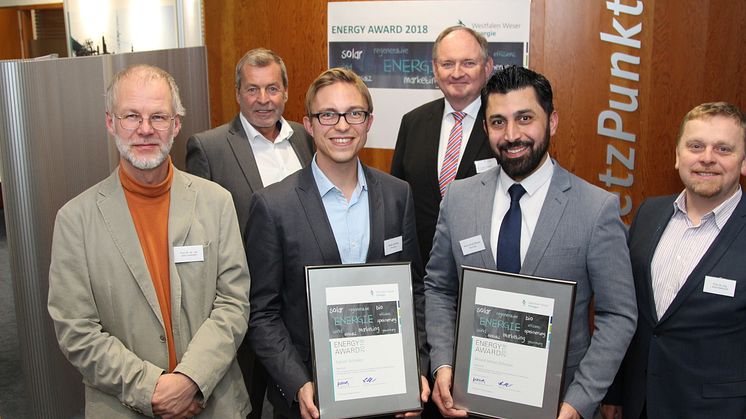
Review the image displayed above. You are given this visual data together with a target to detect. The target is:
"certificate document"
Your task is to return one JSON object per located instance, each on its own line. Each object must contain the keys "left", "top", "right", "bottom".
{"left": 325, "top": 283, "right": 407, "bottom": 401}
{"left": 467, "top": 287, "right": 554, "bottom": 407}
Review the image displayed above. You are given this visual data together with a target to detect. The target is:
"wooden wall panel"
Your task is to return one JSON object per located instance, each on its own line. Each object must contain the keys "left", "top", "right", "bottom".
{"left": 204, "top": 0, "right": 332, "bottom": 128}
{"left": 0, "top": 7, "right": 22, "bottom": 60}
{"left": 204, "top": 0, "right": 746, "bottom": 221}
{"left": 0, "top": 8, "right": 22, "bottom": 59}
{"left": 538, "top": 0, "right": 654, "bottom": 218}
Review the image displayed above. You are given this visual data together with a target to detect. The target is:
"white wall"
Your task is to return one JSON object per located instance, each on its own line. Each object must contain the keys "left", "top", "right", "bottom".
{"left": 63, "top": 0, "right": 202, "bottom": 54}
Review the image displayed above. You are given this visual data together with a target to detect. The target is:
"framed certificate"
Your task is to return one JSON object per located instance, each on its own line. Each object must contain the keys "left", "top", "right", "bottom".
{"left": 306, "top": 263, "right": 423, "bottom": 418}
{"left": 452, "top": 266, "right": 576, "bottom": 419}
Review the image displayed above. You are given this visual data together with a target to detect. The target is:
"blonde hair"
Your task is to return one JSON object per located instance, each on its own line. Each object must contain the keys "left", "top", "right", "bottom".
{"left": 304, "top": 67, "right": 373, "bottom": 115}
{"left": 677, "top": 102, "right": 746, "bottom": 145}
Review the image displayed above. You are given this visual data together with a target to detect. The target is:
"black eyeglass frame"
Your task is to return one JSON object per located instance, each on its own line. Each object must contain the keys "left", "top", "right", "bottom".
{"left": 309, "top": 110, "right": 371, "bottom": 126}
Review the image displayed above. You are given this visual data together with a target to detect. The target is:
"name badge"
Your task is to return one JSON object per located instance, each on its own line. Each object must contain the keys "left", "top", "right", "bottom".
{"left": 475, "top": 158, "right": 498, "bottom": 173}
{"left": 174, "top": 245, "right": 204, "bottom": 263}
{"left": 459, "top": 235, "right": 485, "bottom": 256}
{"left": 703, "top": 275, "right": 736, "bottom": 297}
{"left": 384, "top": 236, "right": 403, "bottom": 256}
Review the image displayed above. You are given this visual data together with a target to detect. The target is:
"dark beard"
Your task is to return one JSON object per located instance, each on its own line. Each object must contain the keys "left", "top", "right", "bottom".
{"left": 497, "top": 130, "right": 550, "bottom": 180}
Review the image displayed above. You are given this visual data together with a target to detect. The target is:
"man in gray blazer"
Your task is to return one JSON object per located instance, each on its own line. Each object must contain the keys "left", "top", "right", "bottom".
{"left": 186, "top": 48, "right": 313, "bottom": 416}
{"left": 425, "top": 66, "right": 637, "bottom": 419}
{"left": 246, "top": 68, "right": 429, "bottom": 419}
{"left": 48, "top": 64, "right": 251, "bottom": 418}
{"left": 186, "top": 48, "right": 314, "bottom": 239}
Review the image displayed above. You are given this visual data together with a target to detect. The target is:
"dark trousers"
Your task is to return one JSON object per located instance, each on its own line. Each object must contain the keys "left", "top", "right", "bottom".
{"left": 238, "top": 340, "right": 269, "bottom": 419}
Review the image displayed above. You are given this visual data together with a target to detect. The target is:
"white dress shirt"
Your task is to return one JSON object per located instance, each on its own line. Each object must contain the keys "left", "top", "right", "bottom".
{"left": 490, "top": 157, "right": 554, "bottom": 265}
{"left": 239, "top": 114, "right": 303, "bottom": 187}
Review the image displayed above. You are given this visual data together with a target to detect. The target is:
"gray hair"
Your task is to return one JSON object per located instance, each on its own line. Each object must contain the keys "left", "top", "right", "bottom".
{"left": 105, "top": 64, "right": 186, "bottom": 116}
{"left": 235, "top": 48, "right": 288, "bottom": 89}
{"left": 432, "top": 25, "right": 489, "bottom": 62}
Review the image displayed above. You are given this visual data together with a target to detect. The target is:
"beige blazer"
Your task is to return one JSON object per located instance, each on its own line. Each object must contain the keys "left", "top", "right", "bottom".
{"left": 48, "top": 167, "right": 251, "bottom": 418}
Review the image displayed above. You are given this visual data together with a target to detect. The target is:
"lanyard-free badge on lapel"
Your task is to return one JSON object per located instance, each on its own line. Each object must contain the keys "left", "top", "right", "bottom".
{"left": 384, "top": 236, "right": 403, "bottom": 256}
{"left": 173, "top": 245, "right": 204, "bottom": 263}
{"left": 474, "top": 158, "right": 498, "bottom": 173}
{"left": 703, "top": 275, "right": 736, "bottom": 297}
{"left": 459, "top": 235, "right": 485, "bottom": 256}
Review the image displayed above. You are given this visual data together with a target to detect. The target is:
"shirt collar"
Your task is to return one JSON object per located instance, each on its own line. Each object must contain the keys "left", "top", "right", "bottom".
{"left": 498, "top": 155, "right": 554, "bottom": 197}
{"left": 311, "top": 155, "right": 367, "bottom": 198}
{"left": 673, "top": 187, "right": 742, "bottom": 228}
{"left": 239, "top": 113, "right": 294, "bottom": 144}
{"left": 444, "top": 96, "right": 482, "bottom": 120}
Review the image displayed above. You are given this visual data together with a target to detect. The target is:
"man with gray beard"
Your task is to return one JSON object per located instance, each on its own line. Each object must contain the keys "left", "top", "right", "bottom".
{"left": 48, "top": 64, "right": 251, "bottom": 418}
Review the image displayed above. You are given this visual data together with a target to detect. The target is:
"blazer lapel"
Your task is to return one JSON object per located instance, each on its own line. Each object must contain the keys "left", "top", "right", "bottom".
{"left": 424, "top": 99, "right": 445, "bottom": 196}
{"left": 456, "top": 100, "right": 488, "bottom": 179}
{"left": 166, "top": 169, "right": 197, "bottom": 347}
{"left": 364, "top": 167, "right": 385, "bottom": 261}
{"left": 521, "top": 162, "right": 570, "bottom": 275}
{"left": 288, "top": 125, "right": 313, "bottom": 166}
{"left": 296, "top": 167, "right": 342, "bottom": 264}
{"left": 96, "top": 170, "right": 164, "bottom": 327}
{"left": 641, "top": 202, "right": 675, "bottom": 323}
{"left": 168, "top": 170, "right": 196, "bottom": 247}
{"left": 658, "top": 195, "right": 746, "bottom": 324}
{"left": 477, "top": 169, "right": 499, "bottom": 269}
{"left": 227, "top": 116, "right": 264, "bottom": 192}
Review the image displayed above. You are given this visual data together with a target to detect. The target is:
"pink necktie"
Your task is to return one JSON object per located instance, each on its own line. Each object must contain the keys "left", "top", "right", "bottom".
{"left": 439, "top": 111, "right": 466, "bottom": 197}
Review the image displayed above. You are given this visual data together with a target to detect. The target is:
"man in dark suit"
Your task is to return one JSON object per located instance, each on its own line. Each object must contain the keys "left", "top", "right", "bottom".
{"left": 602, "top": 102, "right": 746, "bottom": 419}
{"left": 246, "top": 68, "right": 429, "bottom": 419}
{"left": 186, "top": 48, "right": 314, "bottom": 238}
{"left": 425, "top": 66, "right": 636, "bottom": 419}
{"left": 391, "top": 26, "right": 497, "bottom": 268}
{"left": 185, "top": 48, "right": 313, "bottom": 418}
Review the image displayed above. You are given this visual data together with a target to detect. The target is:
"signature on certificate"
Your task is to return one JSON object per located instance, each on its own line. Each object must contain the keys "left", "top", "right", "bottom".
{"left": 337, "top": 379, "right": 350, "bottom": 387}
{"left": 496, "top": 380, "right": 513, "bottom": 388}
{"left": 363, "top": 376, "right": 377, "bottom": 383}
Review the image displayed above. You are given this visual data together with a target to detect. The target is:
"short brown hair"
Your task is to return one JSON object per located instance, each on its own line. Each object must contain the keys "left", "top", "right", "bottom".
{"left": 677, "top": 102, "right": 746, "bottom": 145}
{"left": 304, "top": 67, "right": 373, "bottom": 115}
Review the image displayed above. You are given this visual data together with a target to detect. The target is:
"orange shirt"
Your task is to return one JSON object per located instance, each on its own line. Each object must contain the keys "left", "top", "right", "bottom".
{"left": 119, "top": 163, "right": 177, "bottom": 372}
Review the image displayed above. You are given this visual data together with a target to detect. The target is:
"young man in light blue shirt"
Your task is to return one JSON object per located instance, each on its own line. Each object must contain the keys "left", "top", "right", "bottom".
{"left": 245, "top": 68, "right": 430, "bottom": 419}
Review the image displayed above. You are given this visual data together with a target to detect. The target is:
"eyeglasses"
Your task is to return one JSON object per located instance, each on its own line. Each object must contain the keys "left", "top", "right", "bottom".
{"left": 311, "top": 110, "right": 370, "bottom": 126}
{"left": 113, "top": 113, "right": 176, "bottom": 131}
